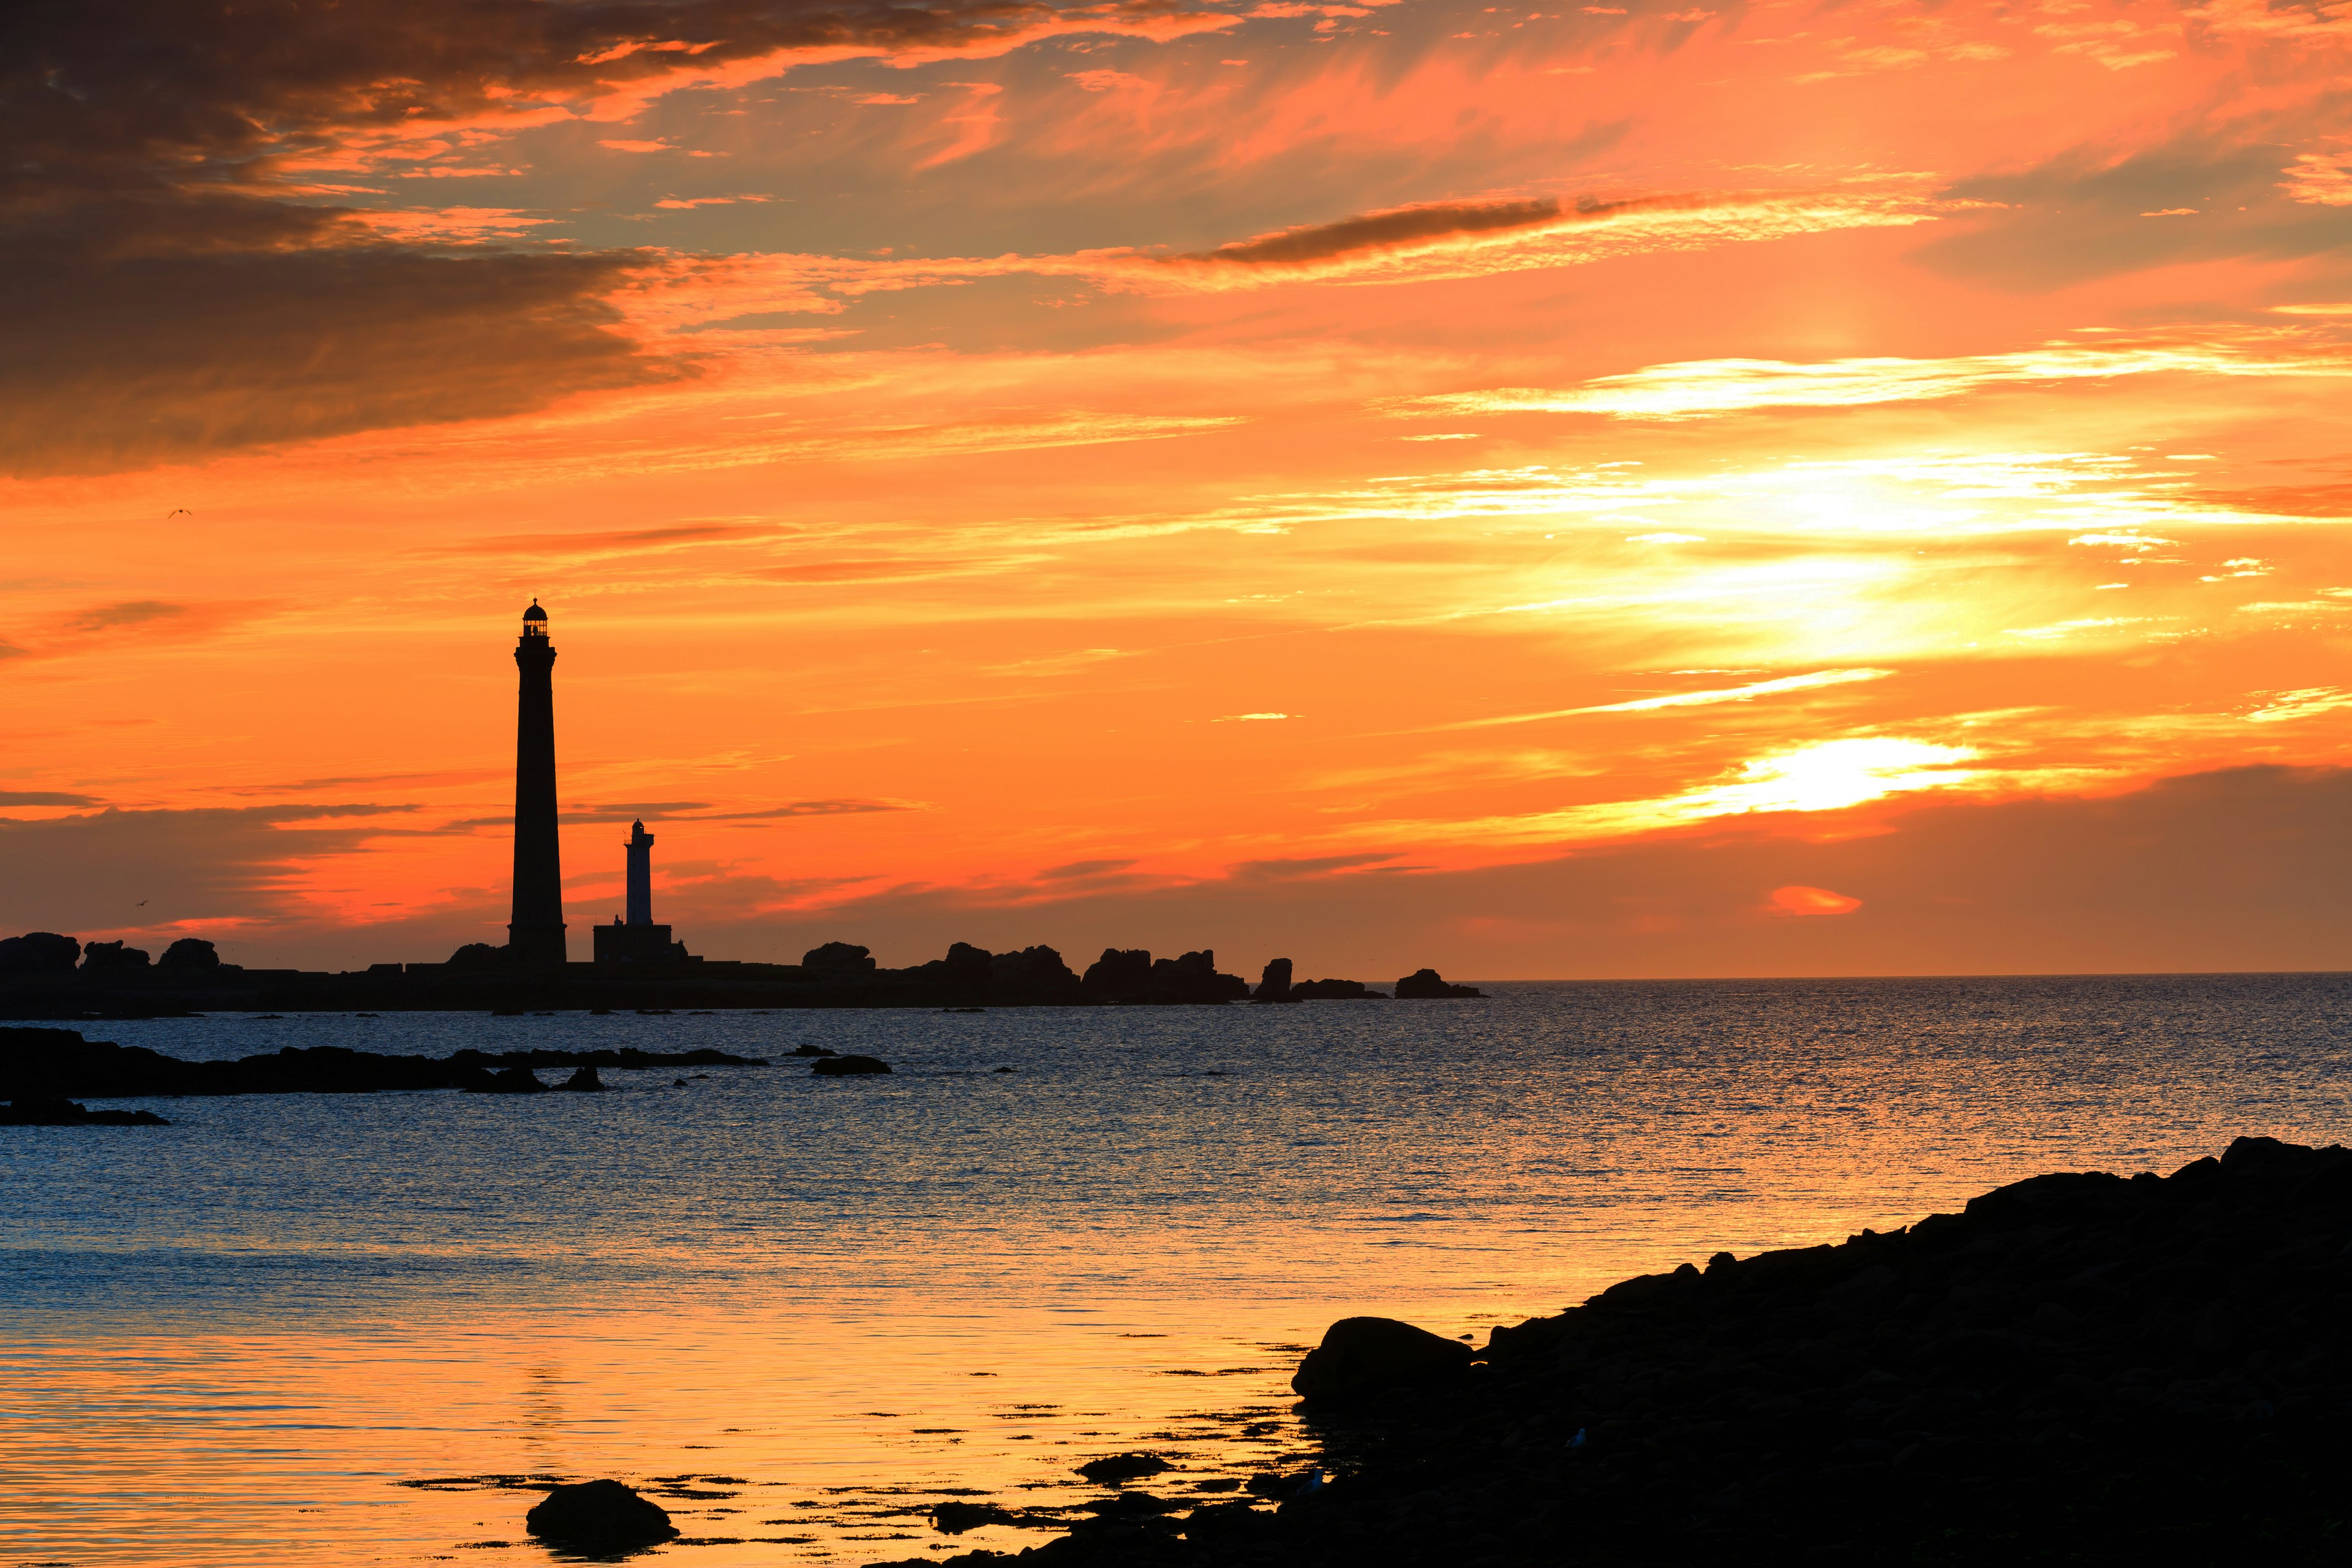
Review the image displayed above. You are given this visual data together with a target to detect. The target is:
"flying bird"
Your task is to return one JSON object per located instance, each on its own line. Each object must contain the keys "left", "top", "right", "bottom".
{"left": 136, "top": 899, "right": 147, "bottom": 906}
{"left": 165, "top": 508, "right": 192, "bottom": 519}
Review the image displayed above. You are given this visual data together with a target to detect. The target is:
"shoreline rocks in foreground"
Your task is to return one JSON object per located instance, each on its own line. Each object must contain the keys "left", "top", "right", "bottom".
{"left": 881, "top": 1136, "right": 2352, "bottom": 1567}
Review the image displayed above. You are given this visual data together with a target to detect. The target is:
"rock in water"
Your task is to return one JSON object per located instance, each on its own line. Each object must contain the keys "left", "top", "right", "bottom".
{"left": 1393, "top": 967, "right": 1482, "bottom": 998}
{"left": 557, "top": 1065, "right": 605, "bottom": 1091}
{"left": 476, "top": 1065, "right": 546, "bottom": 1094}
{"left": 524, "top": 1479, "right": 677, "bottom": 1551}
{"left": 934, "top": 1499, "right": 1019, "bottom": 1532}
{"left": 1291, "top": 1316, "right": 1473, "bottom": 1403}
{"left": 1255, "top": 957, "right": 1295, "bottom": 1003}
{"left": 0, "top": 1096, "right": 168, "bottom": 1126}
{"left": 812, "top": 1054, "right": 891, "bottom": 1076}
{"left": 1076, "top": 1453, "right": 1171, "bottom": 1483}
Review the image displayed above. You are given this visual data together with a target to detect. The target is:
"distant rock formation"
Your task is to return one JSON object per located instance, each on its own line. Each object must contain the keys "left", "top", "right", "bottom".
{"left": 1081, "top": 948, "right": 1250, "bottom": 1005}
{"left": 1081, "top": 948, "right": 1152, "bottom": 1001}
{"left": 802, "top": 941, "right": 877, "bottom": 974}
{"left": 1292, "top": 978, "right": 1385, "bottom": 1000}
{"left": 1255, "top": 958, "right": 1295, "bottom": 1003}
{"left": 812, "top": 1054, "right": 891, "bottom": 1076}
{"left": 157, "top": 937, "right": 221, "bottom": 971}
{"left": 1395, "top": 968, "right": 1482, "bottom": 998}
{"left": 445, "top": 942, "right": 507, "bottom": 970}
{"left": 0, "top": 932, "right": 81, "bottom": 973}
{"left": 989, "top": 944, "right": 1085, "bottom": 1005}
{"left": 80, "top": 940, "right": 150, "bottom": 971}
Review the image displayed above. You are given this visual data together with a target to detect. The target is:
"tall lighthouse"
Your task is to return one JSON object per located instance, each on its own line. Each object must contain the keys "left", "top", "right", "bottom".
{"left": 507, "top": 599, "right": 567, "bottom": 963}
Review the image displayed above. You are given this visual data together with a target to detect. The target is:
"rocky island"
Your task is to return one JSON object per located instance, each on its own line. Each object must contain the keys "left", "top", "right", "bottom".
{"left": 0, "top": 932, "right": 1480, "bottom": 1018}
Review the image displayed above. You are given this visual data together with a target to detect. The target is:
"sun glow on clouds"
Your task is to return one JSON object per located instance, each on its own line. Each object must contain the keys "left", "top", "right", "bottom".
{"left": 11, "top": 0, "right": 2352, "bottom": 968}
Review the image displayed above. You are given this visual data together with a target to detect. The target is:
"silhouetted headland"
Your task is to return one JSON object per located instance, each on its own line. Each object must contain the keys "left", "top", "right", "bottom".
{"left": 0, "top": 931, "right": 1480, "bottom": 1019}
{"left": 882, "top": 1136, "right": 2352, "bottom": 1566}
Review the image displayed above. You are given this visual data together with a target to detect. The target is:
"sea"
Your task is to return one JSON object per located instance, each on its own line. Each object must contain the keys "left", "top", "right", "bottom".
{"left": 5, "top": 975, "right": 2350, "bottom": 1566}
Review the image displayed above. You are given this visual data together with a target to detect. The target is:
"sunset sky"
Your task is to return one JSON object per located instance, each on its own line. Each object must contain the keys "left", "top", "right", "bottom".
{"left": 7, "top": 0, "right": 2352, "bottom": 976}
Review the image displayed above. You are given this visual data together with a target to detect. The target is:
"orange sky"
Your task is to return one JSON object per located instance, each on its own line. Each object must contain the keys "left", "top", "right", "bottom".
{"left": 7, "top": 0, "right": 2352, "bottom": 976}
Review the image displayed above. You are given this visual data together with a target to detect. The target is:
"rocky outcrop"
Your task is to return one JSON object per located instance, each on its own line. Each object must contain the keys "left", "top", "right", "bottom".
{"left": 444, "top": 941, "right": 507, "bottom": 969}
{"left": 556, "top": 1065, "right": 605, "bottom": 1091}
{"left": 812, "top": 1054, "right": 891, "bottom": 1076}
{"left": 802, "top": 941, "right": 878, "bottom": 974}
{"left": 0, "top": 1027, "right": 764, "bottom": 1100}
{"left": 1393, "top": 968, "right": 1481, "bottom": 998}
{"left": 524, "top": 1479, "right": 677, "bottom": 1552}
{"left": 1081, "top": 948, "right": 1153, "bottom": 1001}
{"left": 1290, "top": 1317, "right": 1472, "bottom": 1404}
{"left": 0, "top": 1096, "right": 168, "bottom": 1126}
{"left": 475, "top": 1065, "right": 546, "bottom": 1093}
{"left": 157, "top": 937, "right": 222, "bottom": 971}
{"left": 897, "top": 1136, "right": 2352, "bottom": 1568}
{"left": 0, "top": 932, "right": 81, "bottom": 973}
{"left": 1254, "top": 959, "right": 1295, "bottom": 1003}
{"left": 1082, "top": 949, "right": 1250, "bottom": 1005}
{"left": 988, "top": 944, "right": 1085, "bottom": 1005}
{"left": 80, "top": 940, "right": 150, "bottom": 971}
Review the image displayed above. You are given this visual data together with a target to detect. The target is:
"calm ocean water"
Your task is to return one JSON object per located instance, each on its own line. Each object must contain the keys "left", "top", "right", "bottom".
{"left": 6, "top": 976, "right": 2350, "bottom": 1565}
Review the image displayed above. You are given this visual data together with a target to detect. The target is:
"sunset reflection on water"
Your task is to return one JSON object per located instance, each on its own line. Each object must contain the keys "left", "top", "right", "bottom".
{"left": 6, "top": 978, "right": 2350, "bottom": 1564}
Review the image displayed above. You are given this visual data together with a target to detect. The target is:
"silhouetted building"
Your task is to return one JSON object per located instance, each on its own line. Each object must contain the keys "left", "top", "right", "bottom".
{"left": 508, "top": 600, "right": 567, "bottom": 963}
{"left": 594, "top": 818, "right": 692, "bottom": 966}
{"left": 625, "top": 819, "right": 654, "bottom": 926}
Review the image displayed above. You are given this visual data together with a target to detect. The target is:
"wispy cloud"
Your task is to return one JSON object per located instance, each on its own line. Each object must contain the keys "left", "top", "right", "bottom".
{"left": 1390, "top": 332, "right": 2352, "bottom": 421}
{"left": 1450, "top": 668, "right": 1894, "bottom": 728}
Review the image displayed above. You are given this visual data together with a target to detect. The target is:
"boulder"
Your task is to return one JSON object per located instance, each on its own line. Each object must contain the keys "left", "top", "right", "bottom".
{"left": 1077, "top": 1453, "right": 1172, "bottom": 1483}
{"left": 802, "top": 941, "right": 878, "bottom": 974}
{"left": 934, "top": 1500, "right": 1019, "bottom": 1533}
{"left": 1254, "top": 957, "right": 1295, "bottom": 1003}
{"left": 80, "top": 940, "right": 151, "bottom": 971}
{"left": 524, "top": 1479, "right": 677, "bottom": 1552}
{"left": 812, "top": 1054, "right": 891, "bottom": 1076}
{"left": 1393, "top": 968, "right": 1482, "bottom": 998}
{"left": 157, "top": 937, "right": 222, "bottom": 971}
{"left": 1291, "top": 1316, "right": 1474, "bottom": 1403}
{"left": 0, "top": 932, "right": 81, "bottom": 973}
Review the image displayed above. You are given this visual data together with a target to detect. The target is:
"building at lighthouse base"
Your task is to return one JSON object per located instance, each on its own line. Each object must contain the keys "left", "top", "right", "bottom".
{"left": 594, "top": 921, "right": 695, "bottom": 967}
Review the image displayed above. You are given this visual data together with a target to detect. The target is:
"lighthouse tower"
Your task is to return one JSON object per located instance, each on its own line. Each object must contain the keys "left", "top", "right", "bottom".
{"left": 625, "top": 820, "right": 655, "bottom": 926}
{"left": 507, "top": 599, "right": 567, "bottom": 963}
{"left": 595, "top": 818, "right": 689, "bottom": 967}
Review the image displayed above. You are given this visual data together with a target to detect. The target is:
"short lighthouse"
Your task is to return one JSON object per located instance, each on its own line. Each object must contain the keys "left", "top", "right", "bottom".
{"left": 506, "top": 599, "right": 567, "bottom": 963}
{"left": 595, "top": 818, "right": 691, "bottom": 967}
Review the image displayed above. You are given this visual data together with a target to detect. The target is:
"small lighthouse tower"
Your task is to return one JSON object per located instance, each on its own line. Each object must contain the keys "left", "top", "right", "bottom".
{"left": 507, "top": 599, "right": 567, "bottom": 963}
{"left": 595, "top": 818, "right": 691, "bottom": 967}
{"left": 625, "top": 820, "right": 655, "bottom": 927}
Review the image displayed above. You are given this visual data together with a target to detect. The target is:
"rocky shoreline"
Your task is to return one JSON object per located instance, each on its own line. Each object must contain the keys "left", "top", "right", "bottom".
{"left": 0, "top": 1026, "right": 763, "bottom": 1101}
{"left": 0, "top": 930, "right": 1483, "bottom": 1017}
{"left": 878, "top": 1136, "right": 2352, "bottom": 1566}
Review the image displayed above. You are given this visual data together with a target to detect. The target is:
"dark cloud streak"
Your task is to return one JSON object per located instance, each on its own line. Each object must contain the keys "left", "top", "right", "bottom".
{"left": 4, "top": 0, "right": 1174, "bottom": 475}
